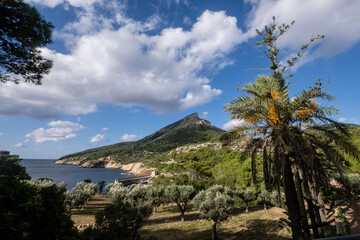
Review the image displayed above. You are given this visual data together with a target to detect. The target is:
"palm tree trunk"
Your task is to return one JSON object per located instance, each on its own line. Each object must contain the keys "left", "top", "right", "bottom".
{"left": 294, "top": 167, "right": 311, "bottom": 239}
{"left": 263, "top": 147, "right": 271, "bottom": 191}
{"left": 310, "top": 183, "right": 325, "bottom": 238}
{"left": 282, "top": 153, "right": 304, "bottom": 240}
{"left": 251, "top": 150, "right": 258, "bottom": 185}
{"left": 303, "top": 180, "right": 320, "bottom": 238}
{"left": 317, "top": 191, "right": 327, "bottom": 222}
{"left": 307, "top": 199, "right": 320, "bottom": 238}
{"left": 313, "top": 168, "right": 327, "bottom": 223}
{"left": 212, "top": 219, "right": 217, "bottom": 240}
{"left": 314, "top": 206, "right": 325, "bottom": 238}
{"left": 298, "top": 158, "right": 320, "bottom": 239}
{"left": 274, "top": 146, "right": 282, "bottom": 205}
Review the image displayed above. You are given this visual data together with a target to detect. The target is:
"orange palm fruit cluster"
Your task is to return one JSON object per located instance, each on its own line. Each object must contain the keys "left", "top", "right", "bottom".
{"left": 297, "top": 99, "right": 317, "bottom": 118}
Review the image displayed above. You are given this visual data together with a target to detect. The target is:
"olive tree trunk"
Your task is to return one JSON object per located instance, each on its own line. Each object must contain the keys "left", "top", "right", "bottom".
{"left": 211, "top": 219, "right": 217, "bottom": 240}
{"left": 180, "top": 211, "right": 185, "bottom": 222}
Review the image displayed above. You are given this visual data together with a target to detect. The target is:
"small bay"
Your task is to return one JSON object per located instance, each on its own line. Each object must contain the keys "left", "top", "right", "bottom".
{"left": 21, "top": 159, "right": 132, "bottom": 190}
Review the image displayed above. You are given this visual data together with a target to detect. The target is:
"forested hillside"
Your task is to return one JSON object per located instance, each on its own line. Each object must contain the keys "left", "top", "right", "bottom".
{"left": 58, "top": 113, "right": 225, "bottom": 164}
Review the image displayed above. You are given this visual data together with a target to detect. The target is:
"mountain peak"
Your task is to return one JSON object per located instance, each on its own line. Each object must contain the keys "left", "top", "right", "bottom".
{"left": 59, "top": 112, "right": 225, "bottom": 163}
{"left": 183, "top": 112, "right": 199, "bottom": 120}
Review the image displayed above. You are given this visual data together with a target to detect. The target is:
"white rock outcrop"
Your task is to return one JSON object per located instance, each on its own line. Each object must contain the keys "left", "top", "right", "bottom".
{"left": 55, "top": 158, "right": 157, "bottom": 176}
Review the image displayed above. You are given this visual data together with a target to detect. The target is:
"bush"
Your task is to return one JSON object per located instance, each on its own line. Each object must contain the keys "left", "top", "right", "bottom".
{"left": 81, "top": 199, "right": 151, "bottom": 240}
{"left": 0, "top": 176, "right": 77, "bottom": 240}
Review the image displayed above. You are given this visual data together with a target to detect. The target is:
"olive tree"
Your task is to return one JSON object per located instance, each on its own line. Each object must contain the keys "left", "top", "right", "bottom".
{"left": 193, "top": 185, "right": 234, "bottom": 240}
{"left": 82, "top": 198, "right": 151, "bottom": 240}
{"left": 127, "top": 184, "right": 153, "bottom": 211}
{"left": 106, "top": 183, "right": 129, "bottom": 202}
{"left": 89, "top": 183, "right": 152, "bottom": 239}
{"left": 165, "top": 184, "right": 196, "bottom": 221}
{"left": 235, "top": 187, "right": 257, "bottom": 212}
{"left": 270, "top": 190, "right": 286, "bottom": 208}
{"left": 259, "top": 189, "right": 271, "bottom": 210}
{"left": 147, "top": 185, "right": 165, "bottom": 213}
{"left": 67, "top": 181, "right": 97, "bottom": 210}
{"left": 105, "top": 182, "right": 115, "bottom": 192}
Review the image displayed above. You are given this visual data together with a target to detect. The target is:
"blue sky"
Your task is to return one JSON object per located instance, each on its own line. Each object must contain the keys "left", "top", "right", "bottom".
{"left": 1, "top": 0, "right": 360, "bottom": 159}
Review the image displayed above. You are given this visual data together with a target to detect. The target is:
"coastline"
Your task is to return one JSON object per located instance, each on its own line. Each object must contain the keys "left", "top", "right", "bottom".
{"left": 55, "top": 158, "right": 158, "bottom": 177}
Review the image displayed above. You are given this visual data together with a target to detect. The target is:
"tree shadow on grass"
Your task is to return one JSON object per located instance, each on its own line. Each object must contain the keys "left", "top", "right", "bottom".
{"left": 140, "top": 227, "right": 213, "bottom": 240}
{"left": 231, "top": 205, "right": 279, "bottom": 216}
{"left": 141, "top": 218, "right": 290, "bottom": 240}
{"left": 158, "top": 204, "right": 195, "bottom": 213}
{"left": 144, "top": 212, "right": 201, "bottom": 225}
{"left": 225, "top": 219, "right": 291, "bottom": 240}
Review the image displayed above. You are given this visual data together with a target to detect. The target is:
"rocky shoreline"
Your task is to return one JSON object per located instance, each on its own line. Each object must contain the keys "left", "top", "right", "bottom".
{"left": 55, "top": 157, "right": 157, "bottom": 177}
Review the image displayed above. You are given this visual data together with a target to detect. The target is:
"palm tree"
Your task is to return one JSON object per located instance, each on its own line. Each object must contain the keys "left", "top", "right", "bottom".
{"left": 223, "top": 18, "right": 358, "bottom": 239}
{"left": 225, "top": 74, "right": 358, "bottom": 239}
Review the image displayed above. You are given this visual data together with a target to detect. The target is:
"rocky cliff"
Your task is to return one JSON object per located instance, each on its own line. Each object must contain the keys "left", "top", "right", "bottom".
{"left": 55, "top": 156, "right": 156, "bottom": 176}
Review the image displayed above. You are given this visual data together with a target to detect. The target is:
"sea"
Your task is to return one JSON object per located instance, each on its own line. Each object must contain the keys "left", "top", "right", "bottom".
{"left": 21, "top": 159, "right": 132, "bottom": 190}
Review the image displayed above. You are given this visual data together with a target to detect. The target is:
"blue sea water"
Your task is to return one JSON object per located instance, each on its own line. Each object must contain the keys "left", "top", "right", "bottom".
{"left": 21, "top": 159, "right": 132, "bottom": 190}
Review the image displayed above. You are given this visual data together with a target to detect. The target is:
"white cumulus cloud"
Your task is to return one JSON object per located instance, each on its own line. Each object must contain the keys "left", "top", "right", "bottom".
{"left": 26, "top": 0, "right": 103, "bottom": 9}
{"left": 25, "top": 120, "right": 84, "bottom": 143}
{"left": 89, "top": 133, "right": 109, "bottom": 143}
{"left": 200, "top": 112, "right": 208, "bottom": 118}
{"left": 120, "top": 134, "right": 139, "bottom": 142}
{"left": 222, "top": 119, "right": 245, "bottom": 130}
{"left": 101, "top": 127, "right": 108, "bottom": 132}
{"left": 14, "top": 142, "right": 27, "bottom": 148}
{"left": 0, "top": 7, "right": 244, "bottom": 118}
{"left": 25, "top": 0, "right": 64, "bottom": 8}
{"left": 245, "top": 0, "right": 360, "bottom": 65}
{"left": 339, "top": 118, "right": 347, "bottom": 123}
{"left": 9, "top": 1, "right": 359, "bottom": 119}
{"left": 338, "top": 117, "right": 358, "bottom": 124}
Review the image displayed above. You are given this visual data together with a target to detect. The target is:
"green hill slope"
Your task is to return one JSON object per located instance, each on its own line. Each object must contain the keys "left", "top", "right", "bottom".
{"left": 58, "top": 113, "right": 225, "bottom": 165}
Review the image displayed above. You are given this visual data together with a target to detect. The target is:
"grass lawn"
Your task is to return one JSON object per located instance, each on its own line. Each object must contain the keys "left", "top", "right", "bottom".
{"left": 73, "top": 194, "right": 360, "bottom": 239}
{"left": 140, "top": 205, "right": 291, "bottom": 240}
{"left": 71, "top": 195, "right": 291, "bottom": 239}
